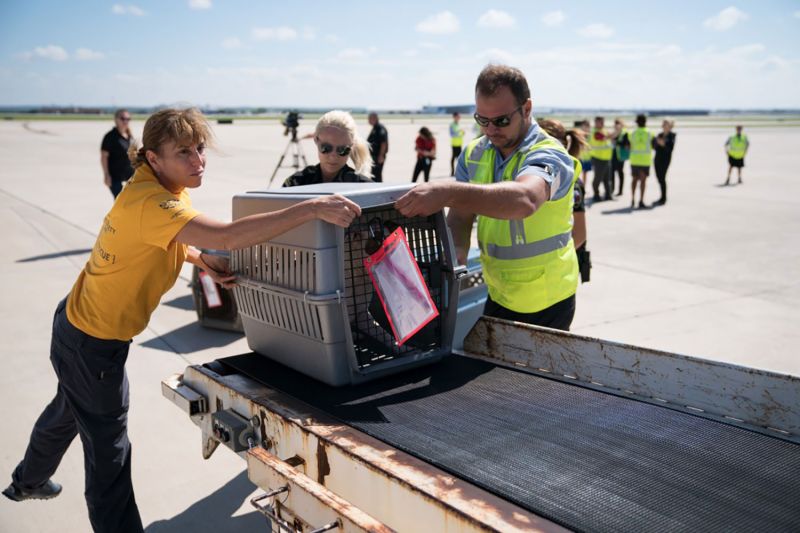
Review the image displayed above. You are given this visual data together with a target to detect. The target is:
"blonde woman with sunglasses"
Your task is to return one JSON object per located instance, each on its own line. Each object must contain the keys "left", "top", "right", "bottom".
{"left": 283, "top": 110, "right": 374, "bottom": 187}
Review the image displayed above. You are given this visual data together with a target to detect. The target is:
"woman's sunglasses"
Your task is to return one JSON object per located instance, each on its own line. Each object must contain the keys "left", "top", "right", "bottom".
{"left": 473, "top": 105, "right": 523, "bottom": 128}
{"left": 318, "top": 142, "right": 352, "bottom": 157}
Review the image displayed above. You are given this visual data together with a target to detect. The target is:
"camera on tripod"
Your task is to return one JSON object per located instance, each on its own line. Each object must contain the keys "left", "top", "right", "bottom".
{"left": 282, "top": 111, "right": 301, "bottom": 141}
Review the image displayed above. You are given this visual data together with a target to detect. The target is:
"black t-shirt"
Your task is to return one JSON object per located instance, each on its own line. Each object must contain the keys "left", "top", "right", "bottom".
{"left": 367, "top": 123, "right": 389, "bottom": 159}
{"left": 654, "top": 132, "right": 676, "bottom": 160}
{"left": 282, "top": 164, "right": 373, "bottom": 187}
{"left": 101, "top": 128, "right": 134, "bottom": 182}
{"left": 573, "top": 178, "right": 585, "bottom": 213}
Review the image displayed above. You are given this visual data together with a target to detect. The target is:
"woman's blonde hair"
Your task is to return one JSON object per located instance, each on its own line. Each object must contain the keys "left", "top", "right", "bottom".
{"left": 129, "top": 107, "right": 214, "bottom": 169}
{"left": 315, "top": 110, "right": 373, "bottom": 177}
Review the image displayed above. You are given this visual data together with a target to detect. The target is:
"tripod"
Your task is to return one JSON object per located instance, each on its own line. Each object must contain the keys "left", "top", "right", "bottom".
{"left": 268, "top": 128, "right": 308, "bottom": 187}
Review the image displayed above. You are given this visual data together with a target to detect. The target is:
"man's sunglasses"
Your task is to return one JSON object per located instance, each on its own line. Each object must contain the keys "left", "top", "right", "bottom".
{"left": 473, "top": 105, "right": 524, "bottom": 128}
{"left": 318, "top": 141, "right": 352, "bottom": 157}
{"left": 118, "top": 116, "right": 131, "bottom": 122}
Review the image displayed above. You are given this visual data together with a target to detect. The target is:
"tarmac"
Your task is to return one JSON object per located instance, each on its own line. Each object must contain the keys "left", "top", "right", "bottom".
{"left": 1, "top": 116, "right": 798, "bottom": 531}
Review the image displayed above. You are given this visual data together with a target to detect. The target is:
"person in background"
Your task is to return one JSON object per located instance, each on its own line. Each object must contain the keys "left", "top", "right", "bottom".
{"left": 283, "top": 110, "right": 373, "bottom": 186}
{"left": 412, "top": 127, "right": 436, "bottom": 183}
{"left": 629, "top": 114, "right": 653, "bottom": 209}
{"left": 725, "top": 125, "right": 748, "bottom": 185}
{"left": 575, "top": 119, "right": 592, "bottom": 187}
{"left": 367, "top": 112, "right": 388, "bottom": 182}
{"left": 101, "top": 109, "right": 135, "bottom": 199}
{"left": 652, "top": 118, "right": 676, "bottom": 206}
{"left": 539, "top": 118, "right": 590, "bottom": 283}
{"left": 3, "top": 108, "right": 360, "bottom": 533}
{"left": 610, "top": 118, "right": 630, "bottom": 196}
{"left": 589, "top": 116, "right": 613, "bottom": 202}
{"left": 449, "top": 112, "right": 465, "bottom": 176}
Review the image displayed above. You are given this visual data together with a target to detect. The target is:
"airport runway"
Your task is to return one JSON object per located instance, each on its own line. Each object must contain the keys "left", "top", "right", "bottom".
{"left": 1, "top": 116, "right": 798, "bottom": 531}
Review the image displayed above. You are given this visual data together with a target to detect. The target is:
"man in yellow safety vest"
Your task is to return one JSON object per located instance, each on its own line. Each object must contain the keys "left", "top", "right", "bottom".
{"left": 725, "top": 125, "right": 749, "bottom": 185}
{"left": 589, "top": 116, "right": 614, "bottom": 201}
{"left": 395, "top": 64, "right": 579, "bottom": 330}
{"left": 449, "top": 112, "right": 465, "bottom": 176}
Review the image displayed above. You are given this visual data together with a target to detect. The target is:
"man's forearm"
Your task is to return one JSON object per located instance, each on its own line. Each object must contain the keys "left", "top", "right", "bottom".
{"left": 445, "top": 180, "right": 547, "bottom": 220}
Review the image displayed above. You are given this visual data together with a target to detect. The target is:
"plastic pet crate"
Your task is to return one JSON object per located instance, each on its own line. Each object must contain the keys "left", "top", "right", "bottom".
{"left": 230, "top": 183, "right": 460, "bottom": 386}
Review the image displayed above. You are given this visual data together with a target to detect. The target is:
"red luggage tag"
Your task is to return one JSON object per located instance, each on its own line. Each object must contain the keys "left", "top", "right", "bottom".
{"left": 363, "top": 226, "right": 439, "bottom": 346}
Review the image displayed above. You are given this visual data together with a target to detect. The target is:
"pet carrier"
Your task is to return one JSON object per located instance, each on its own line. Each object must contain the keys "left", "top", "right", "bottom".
{"left": 230, "top": 183, "right": 460, "bottom": 386}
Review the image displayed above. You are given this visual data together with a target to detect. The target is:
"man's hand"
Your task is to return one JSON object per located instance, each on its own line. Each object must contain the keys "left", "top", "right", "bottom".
{"left": 199, "top": 253, "right": 237, "bottom": 289}
{"left": 311, "top": 194, "right": 361, "bottom": 227}
{"left": 395, "top": 182, "right": 449, "bottom": 217}
{"left": 104, "top": 174, "right": 111, "bottom": 187}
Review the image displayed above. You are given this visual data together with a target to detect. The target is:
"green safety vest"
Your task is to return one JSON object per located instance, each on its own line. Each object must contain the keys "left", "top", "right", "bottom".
{"left": 727, "top": 135, "right": 748, "bottom": 159}
{"left": 589, "top": 127, "right": 613, "bottom": 161}
{"left": 629, "top": 128, "right": 652, "bottom": 167}
{"left": 450, "top": 122, "right": 464, "bottom": 147}
{"left": 464, "top": 135, "right": 579, "bottom": 313}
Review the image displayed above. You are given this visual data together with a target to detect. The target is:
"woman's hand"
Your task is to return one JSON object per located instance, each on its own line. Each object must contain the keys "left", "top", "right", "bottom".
{"left": 311, "top": 194, "right": 362, "bottom": 227}
{"left": 199, "top": 253, "right": 237, "bottom": 289}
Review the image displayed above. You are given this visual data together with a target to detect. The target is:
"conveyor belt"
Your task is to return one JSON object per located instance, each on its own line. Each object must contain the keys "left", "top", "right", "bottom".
{"left": 217, "top": 353, "right": 800, "bottom": 533}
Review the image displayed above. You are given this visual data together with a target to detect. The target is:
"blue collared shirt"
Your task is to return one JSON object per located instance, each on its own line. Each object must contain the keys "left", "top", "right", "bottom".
{"left": 455, "top": 120, "right": 574, "bottom": 201}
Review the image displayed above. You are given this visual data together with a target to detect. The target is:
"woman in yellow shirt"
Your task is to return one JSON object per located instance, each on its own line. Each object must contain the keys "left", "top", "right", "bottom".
{"left": 3, "top": 108, "right": 360, "bottom": 532}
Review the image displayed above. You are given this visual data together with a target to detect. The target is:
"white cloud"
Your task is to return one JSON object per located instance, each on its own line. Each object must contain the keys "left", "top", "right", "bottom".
{"left": 221, "top": 37, "right": 243, "bottom": 50}
{"left": 578, "top": 23, "right": 615, "bottom": 39}
{"left": 252, "top": 27, "right": 298, "bottom": 41}
{"left": 541, "top": 11, "right": 565, "bottom": 27}
{"left": 19, "top": 45, "right": 69, "bottom": 61}
{"left": 416, "top": 11, "right": 460, "bottom": 34}
{"left": 324, "top": 34, "right": 340, "bottom": 43}
{"left": 477, "top": 9, "right": 515, "bottom": 29}
{"left": 794, "top": 10, "right": 800, "bottom": 19}
{"left": 188, "top": 0, "right": 212, "bottom": 10}
{"left": 75, "top": 48, "right": 105, "bottom": 61}
{"left": 336, "top": 47, "right": 377, "bottom": 60}
{"left": 419, "top": 42, "right": 443, "bottom": 50}
{"left": 703, "top": 7, "right": 748, "bottom": 31}
{"left": 112, "top": 4, "right": 145, "bottom": 16}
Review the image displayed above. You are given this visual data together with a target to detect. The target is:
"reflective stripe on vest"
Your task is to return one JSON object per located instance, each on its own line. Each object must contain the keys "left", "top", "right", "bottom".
{"left": 727, "top": 135, "right": 748, "bottom": 159}
{"left": 629, "top": 128, "right": 652, "bottom": 167}
{"left": 589, "top": 128, "right": 613, "bottom": 161}
{"left": 479, "top": 230, "right": 573, "bottom": 260}
{"left": 463, "top": 134, "right": 579, "bottom": 313}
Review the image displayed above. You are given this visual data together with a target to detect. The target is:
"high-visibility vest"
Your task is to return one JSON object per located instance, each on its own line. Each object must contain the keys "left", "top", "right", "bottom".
{"left": 450, "top": 122, "right": 464, "bottom": 147}
{"left": 629, "top": 128, "right": 653, "bottom": 167}
{"left": 463, "top": 135, "right": 579, "bottom": 313}
{"left": 589, "top": 127, "right": 613, "bottom": 161}
{"left": 727, "top": 135, "right": 748, "bottom": 159}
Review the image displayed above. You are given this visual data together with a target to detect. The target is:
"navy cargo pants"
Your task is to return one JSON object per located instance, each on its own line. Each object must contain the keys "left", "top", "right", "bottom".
{"left": 11, "top": 298, "right": 143, "bottom": 532}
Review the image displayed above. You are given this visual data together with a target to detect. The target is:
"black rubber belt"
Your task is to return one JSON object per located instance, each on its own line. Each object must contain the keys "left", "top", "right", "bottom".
{"left": 218, "top": 353, "right": 800, "bottom": 533}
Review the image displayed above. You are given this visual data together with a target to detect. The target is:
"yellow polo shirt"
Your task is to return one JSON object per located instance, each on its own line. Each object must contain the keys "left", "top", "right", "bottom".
{"left": 67, "top": 164, "right": 200, "bottom": 340}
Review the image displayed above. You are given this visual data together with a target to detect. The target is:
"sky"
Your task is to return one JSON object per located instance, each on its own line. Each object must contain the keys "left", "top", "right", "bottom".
{"left": 1, "top": 1, "right": 799, "bottom": 110}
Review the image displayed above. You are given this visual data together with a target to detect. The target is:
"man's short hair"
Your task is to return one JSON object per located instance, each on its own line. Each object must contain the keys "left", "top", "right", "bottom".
{"left": 595, "top": 116, "right": 604, "bottom": 122}
{"left": 475, "top": 64, "right": 530, "bottom": 105}
{"left": 636, "top": 114, "right": 647, "bottom": 127}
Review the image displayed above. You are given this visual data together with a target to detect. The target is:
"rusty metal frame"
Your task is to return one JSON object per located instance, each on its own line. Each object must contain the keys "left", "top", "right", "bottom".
{"left": 461, "top": 317, "right": 800, "bottom": 443}
{"left": 164, "top": 367, "right": 568, "bottom": 533}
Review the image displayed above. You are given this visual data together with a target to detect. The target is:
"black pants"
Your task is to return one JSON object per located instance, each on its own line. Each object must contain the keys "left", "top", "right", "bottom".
{"left": 612, "top": 158, "right": 625, "bottom": 193}
{"left": 484, "top": 293, "right": 575, "bottom": 331}
{"left": 591, "top": 158, "right": 612, "bottom": 199}
{"left": 654, "top": 156, "right": 671, "bottom": 202}
{"left": 450, "top": 146, "right": 462, "bottom": 176}
{"left": 109, "top": 180, "right": 124, "bottom": 198}
{"left": 412, "top": 157, "right": 432, "bottom": 183}
{"left": 371, "top": 162, "right": 384, "bottom": 182}
{"left": 12, "top": 299, "right": 142, "bottom": 532}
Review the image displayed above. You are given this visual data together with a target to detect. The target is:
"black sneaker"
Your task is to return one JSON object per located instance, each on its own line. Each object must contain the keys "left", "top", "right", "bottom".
{"left": 2, "top": 480, "right": 62, "bottom": 502}
{"left": 638, "top": 201, "right": 647, "bottom": 209}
